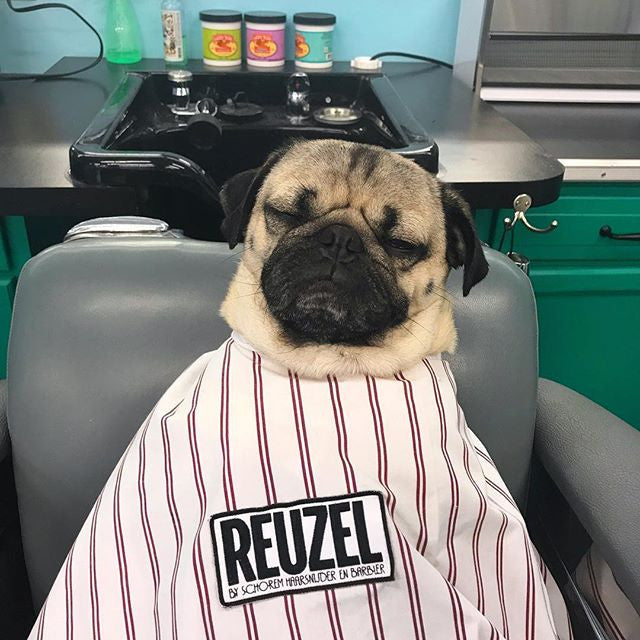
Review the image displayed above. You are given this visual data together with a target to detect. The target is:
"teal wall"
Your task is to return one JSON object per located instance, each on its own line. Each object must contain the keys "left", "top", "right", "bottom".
{"left": 0, "top": 0, "right": 461, "bottom": 74}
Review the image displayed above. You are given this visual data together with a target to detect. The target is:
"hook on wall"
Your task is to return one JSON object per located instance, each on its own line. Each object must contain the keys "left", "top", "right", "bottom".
{"left": 503, "top": 194, "right": 558, "bottom": 234}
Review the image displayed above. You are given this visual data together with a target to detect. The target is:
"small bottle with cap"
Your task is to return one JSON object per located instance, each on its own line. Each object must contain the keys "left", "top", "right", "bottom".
{"left": 161, "top": 0, "right": 187, "bottom": 65}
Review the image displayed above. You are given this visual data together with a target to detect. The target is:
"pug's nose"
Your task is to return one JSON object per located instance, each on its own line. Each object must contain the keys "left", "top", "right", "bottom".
{"left": 316, "top": 224, "right": 364, "bottom": 263}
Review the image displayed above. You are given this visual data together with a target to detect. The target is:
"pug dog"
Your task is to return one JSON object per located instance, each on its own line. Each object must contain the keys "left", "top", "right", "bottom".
{"left": 32, "top": 139, "right": 574, "bottom": 640}
{"left": 220, "top": 138, "right": 489, "bottom": 377}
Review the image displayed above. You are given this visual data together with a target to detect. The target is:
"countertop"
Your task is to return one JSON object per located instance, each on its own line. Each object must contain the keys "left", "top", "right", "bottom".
{"left": 492, "top": 102, "right": 640, "bottom": 182}
{"left": 0, "top": 57, "right": 565, "bottom": 216}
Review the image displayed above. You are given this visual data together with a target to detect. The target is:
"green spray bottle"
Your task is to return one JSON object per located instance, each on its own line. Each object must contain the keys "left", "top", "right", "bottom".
{"left": 105, "top": 0, "right": 143, "bottom": 64}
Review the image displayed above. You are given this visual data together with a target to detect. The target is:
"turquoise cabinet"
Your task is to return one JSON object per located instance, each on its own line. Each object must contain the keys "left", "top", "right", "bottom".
{"left": 0, "top": 217, "right": 31, "bottom": 378}
{"left": 477, "top": 183, "right": 640, "bottom": 429}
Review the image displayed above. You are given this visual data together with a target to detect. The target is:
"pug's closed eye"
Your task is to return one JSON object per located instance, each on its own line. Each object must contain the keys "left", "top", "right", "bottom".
{"left": 264, "top": 202, "right": 297, "bottom": 219}
{"left": 385, "top": 237, "right": 429, "bottom": 260}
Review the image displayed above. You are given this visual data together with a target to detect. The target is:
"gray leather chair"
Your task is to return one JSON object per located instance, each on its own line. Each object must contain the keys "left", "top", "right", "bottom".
{"left": 2, "top": 217, "right": 639, "bottom": 639}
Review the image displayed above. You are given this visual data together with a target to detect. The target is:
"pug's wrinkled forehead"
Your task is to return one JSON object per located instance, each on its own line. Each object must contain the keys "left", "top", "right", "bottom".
{"left": 261, "top": 141, "right": 443, "bottom": 232}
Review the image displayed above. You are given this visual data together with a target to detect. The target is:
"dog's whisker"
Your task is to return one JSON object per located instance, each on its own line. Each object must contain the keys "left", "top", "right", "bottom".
{"left": 405, "top": 316, "right": 435, "bottom": 336}
{"left": 215, "top": 247, "right": 250, "bottom": 264}
{"left": 432, "top": 284, "right": 452, "bottom": 295}
{"left": 230, "top": 291, "right": 261, "bottom": 300}
{"left": 431, "top": 291, "right": 453, "bottom": 305}
{"left": 425, "top": 284, "right": 454, "bottom": 306}
{"left": 430, "top": 283, "right": 455, "bottom": 302}
{"left": 400, "top": 322, "right": 430, "bottom": 351}
{"left": 275, "top": 346, "right": 301, "bottom": 356}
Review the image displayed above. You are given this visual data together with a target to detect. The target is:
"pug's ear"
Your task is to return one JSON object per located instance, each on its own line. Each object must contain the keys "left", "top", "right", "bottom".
{"left": 441, "top": 184, "right": 489, "bottom": 296}
{"left": 219, "top": 149, "right": 286, "bottom": 248}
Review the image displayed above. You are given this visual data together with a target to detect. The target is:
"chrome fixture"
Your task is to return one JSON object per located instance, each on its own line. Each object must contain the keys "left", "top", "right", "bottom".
{"left": 195, "top": 97, "right": 218, "bottom": 116}
{"left": 64, "top": 216, "right": 184, "bottom": 242}
{"left": 168, "top": 69, "right": 193, "bottom": 113}
{"left": 506, "top": 251, "right": 530, "bottom": 275}
{"left": 286, "top": 72, "right": 311, "bottom": 121}
{"left": 313, "top": 106, "right": 363, "bottom": 125}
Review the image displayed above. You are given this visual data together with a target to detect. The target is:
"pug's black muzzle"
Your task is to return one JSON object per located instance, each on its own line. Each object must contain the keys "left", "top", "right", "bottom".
{"left": 261, "top": 224, "right": 408, "bottom": 345}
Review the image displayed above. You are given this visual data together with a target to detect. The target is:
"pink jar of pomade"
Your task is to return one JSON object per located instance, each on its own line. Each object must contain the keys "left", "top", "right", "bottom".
{"left": 244, "top": 11, "right": 286, "bottom": 68}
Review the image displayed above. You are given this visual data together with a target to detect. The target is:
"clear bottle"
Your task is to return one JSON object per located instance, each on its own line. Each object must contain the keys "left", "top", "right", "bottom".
{"left": 162, "top": 0, "right": 187, "bottom": 65}
{"left": 105, "top": 0, "right": 143, "bottom": 64}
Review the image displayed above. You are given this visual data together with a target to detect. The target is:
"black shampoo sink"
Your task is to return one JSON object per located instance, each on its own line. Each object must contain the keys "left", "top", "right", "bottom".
{"left": 70, "top": 69, "right": 438, "bottom": 215}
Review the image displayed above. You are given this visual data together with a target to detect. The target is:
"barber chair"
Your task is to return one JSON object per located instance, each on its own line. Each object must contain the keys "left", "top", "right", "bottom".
{"left": 1, "top": 217, "right": 638, "bottom": 639}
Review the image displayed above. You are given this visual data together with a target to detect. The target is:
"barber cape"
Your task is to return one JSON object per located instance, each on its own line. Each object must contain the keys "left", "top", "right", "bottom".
{"left": 30, "top": 334, "right": 572, "bottom": 640}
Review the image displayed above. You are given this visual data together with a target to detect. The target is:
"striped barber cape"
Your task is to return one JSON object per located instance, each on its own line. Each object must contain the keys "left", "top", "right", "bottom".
{"left": 30, "top": 333, "right": 572, "bottom": 640}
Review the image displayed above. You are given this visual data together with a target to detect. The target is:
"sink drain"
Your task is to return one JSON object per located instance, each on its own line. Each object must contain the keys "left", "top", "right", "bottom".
{"left": 313, "top": 106, "right": 362, "bottom": 125}
{"left": 219, "top": 92, "right": 264, "bottom": 122}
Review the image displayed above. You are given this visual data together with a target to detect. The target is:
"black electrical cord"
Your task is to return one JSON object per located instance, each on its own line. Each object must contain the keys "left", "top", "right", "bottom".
{"left": 370, "top": 51, "right": 453, "bottom": 69}
{"left": 0, "top": 0, "right": 103, "bottom": 81}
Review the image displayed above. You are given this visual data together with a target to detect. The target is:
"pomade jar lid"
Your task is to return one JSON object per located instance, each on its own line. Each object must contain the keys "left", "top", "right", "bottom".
{"left": 199, "top": 10, "right": 242, "bottom": 22}
{"left": 244, "top": 11, "right": 286, "bottom": 24}
{"left": 293, "top": 12, "right": 337, "bottom": 26}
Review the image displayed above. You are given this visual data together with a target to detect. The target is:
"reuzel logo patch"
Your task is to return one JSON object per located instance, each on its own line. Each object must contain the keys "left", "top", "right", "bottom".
{"left": 210, "top": 491, "right": 394, "bottom": 606}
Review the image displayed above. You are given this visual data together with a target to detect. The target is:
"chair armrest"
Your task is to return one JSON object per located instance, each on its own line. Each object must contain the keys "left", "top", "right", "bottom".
{"left": 0, "top": 380, "right": 8, "bottom": 463}
{"left": 535, "top": 378, "right": 640, "bottom": 614}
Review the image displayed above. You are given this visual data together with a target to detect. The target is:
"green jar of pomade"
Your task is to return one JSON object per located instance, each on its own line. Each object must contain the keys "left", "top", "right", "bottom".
{"left": 200, "top": 9, "right": 242, "bottom": 67}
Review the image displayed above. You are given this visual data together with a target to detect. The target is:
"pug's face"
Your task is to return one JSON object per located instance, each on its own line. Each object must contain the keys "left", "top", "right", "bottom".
{"left": 220, "top": 140, "right": 488, "bottom": 375}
